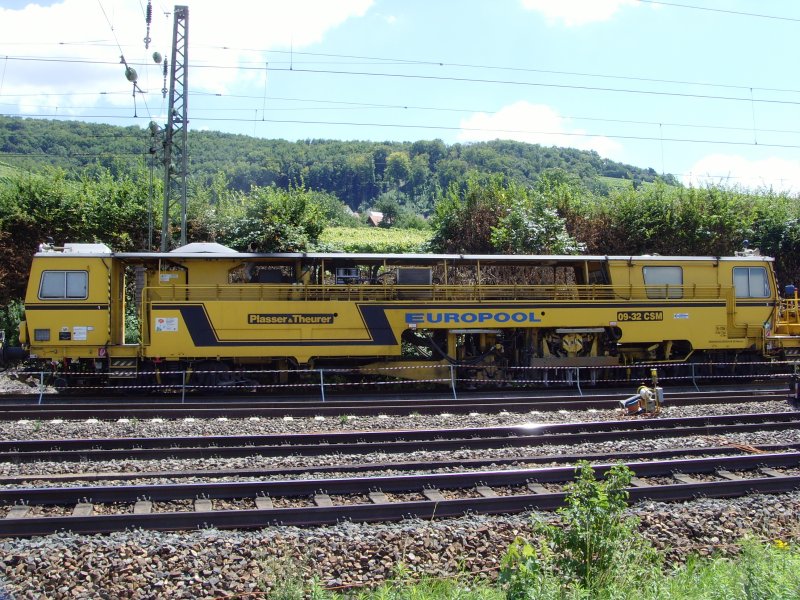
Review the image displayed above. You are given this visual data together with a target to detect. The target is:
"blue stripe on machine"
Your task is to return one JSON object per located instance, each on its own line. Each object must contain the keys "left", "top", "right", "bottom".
{"left": 150, "top": 300, "right": 733, "bottom": 348}
{"left": 151, "top": 304, "right": 397, "bottom": 347}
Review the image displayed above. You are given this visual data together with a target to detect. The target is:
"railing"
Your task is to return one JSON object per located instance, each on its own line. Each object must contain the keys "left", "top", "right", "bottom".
{"left": 143, "top": 283, "right": 732, "bottom": 304}
{"left": 6, "top": 360, "right": 796, "bottom": 402}
{"left": 778, "top": 296, "right": 800, "bottom": 326}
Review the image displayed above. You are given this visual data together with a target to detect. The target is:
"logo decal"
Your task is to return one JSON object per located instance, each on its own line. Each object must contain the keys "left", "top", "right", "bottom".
{"left": 405, "top": 311, "right": 542, "bottom": 325}
{"left": 248, "top": 313, "right": 336, "bottom": 325}
{"left": 155, "top": 317, "right": 179, "bottom": 332}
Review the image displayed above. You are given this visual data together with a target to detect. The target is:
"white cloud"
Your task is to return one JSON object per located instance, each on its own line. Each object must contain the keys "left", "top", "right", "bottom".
{"left": 683, "top": 154, "right": 800, "bottom": 194}
{"left": 0, "top": 0, "right": 373, "bottom": 111}
{"left": 520, "top": 0, "right": 639, "bottom": 26}
{"left": 379, "top": 14, "right": 398, "bottom": 25}
{"left": 457, "top": 101, "right": 622, "bottom": 158}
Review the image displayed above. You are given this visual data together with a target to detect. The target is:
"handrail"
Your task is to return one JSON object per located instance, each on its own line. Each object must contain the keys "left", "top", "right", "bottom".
{"left": 778, "top": 296, "right": 800, "bottom": 326}
{"left": 142, "top": 283, "right": 734, "bottom": 304}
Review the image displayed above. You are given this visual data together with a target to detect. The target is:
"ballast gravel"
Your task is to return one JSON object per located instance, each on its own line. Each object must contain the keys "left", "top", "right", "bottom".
{"left": 1, "top": 492, "right": 799, "bottom": 599}
{"left": 2, "top": 427, "right": 800, "bottom": 483}
{"left": 0, "top": 396, "right": 797, "bottom": 597}
{"left": 0, "top": 399, "right": 791, "bottom": 442}
{"left": 0, "top": 400, "right": 796, "bottom": 480}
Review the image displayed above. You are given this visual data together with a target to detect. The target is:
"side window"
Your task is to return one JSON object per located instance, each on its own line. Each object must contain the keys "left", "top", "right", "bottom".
{"left": 643, "top": 266, "right": 682, "bottom": 298}
{"left": 733, "top": 266, "right": 770, "bottom": 298}
{"left": 38, "top": 271, "right": 88, "bottom": 300}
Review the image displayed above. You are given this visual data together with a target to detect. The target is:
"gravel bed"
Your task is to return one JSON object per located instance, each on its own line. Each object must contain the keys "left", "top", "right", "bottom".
{"left": 211, "top": 498, "right": 255, "bottom": 511}
{"left": 673, "top": 472, "right": 722, "bottom": 483}
{"left": 2, "top": 427, "right": 799, "bottom": 482}
{"left": 1, "top": 491, "right": 799, "bottom": 598}
{"left": 645, "top": 475, "right": 684, "bottom": 486}
{"left": 0, "top": 399, "right": 791, "bottom": 442}
{"left": 26, "top": 505, "right": 72, "bottom": 517}
{"left": 330, "top": 493, "right": 370, "bottom": 506}
{"left": 0, "top": 397, "right": 796, "bottom": 596}
{"left": 92, "top": 503, "right": 133, "bottom": 516}
{"left": 271, "top": 496, "right": 314, "bottom": 508}
{"left": 485, "top": 485, "right": 527, "bottom": 496}
{"left": 0, "top": 394, "right": 800, "bottom": 598}
{"left": 152, "top": 500, "right": 193, "bottom": 513}
{"left": 386, "top": 491, "right": 424, "bottom": 503}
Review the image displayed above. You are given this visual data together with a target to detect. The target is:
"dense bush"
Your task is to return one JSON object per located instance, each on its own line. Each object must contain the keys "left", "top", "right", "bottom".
{"left": 4, "top": 139, "right": 800, "bottom": 343}
{"left": 501, "top": 462, "right": 659, "bottom": 598}
{"left": 430, "top": 174, "right": 581, "bottom": 255}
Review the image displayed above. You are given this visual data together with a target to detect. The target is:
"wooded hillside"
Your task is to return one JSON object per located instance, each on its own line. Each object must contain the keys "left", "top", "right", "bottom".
{"left": 0, "top": 116, "right": 675, "bottom": 213}
{"left": 3, "top": 116, "right": 800, "bottom": 344}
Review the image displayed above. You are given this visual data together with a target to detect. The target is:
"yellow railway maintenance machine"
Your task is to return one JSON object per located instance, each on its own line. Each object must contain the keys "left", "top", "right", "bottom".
{"left": 12, "top": 241, "right": 800, "bottom": 387}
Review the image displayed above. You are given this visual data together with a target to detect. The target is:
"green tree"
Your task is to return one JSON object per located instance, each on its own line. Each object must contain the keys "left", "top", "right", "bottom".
{"left": 373, "top": 192, "right": 403, "bottom": 228}
{"left": 429, "top": 174, "right": 505, "bottom": 253}
{"left": 491, "top": 183, "right": 583, "bottom": 255}
{"left": 430, "top": 174, "right": 579, "bottom": 255}
{"left": 217, "top": 184, "right": 324, "bottom": 252}
{"left": 385, "top": 151, "right": 412, "bottom": 189}
{"left": 0, "top": 165, "right": 150, "bottom": 302}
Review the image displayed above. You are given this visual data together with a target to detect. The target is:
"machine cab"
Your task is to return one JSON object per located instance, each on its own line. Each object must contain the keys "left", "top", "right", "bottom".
{"left": 22, "top": 243, "right": 121, "bottom": 360}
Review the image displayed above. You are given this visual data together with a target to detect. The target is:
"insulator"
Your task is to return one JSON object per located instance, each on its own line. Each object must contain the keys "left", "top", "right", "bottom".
{"left": 143, "top": 1, "right": 153, "bottom": 48}
{"left": 162, "top": 58, "right": 169, "bottom": 98}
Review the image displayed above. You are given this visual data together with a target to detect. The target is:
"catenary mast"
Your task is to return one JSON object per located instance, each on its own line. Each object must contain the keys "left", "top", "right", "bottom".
{"left": 161, "top": 5, "right": 189, "bottom": 251}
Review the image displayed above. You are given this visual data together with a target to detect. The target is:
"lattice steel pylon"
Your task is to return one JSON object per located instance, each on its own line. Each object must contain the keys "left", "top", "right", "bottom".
{"left": 161, "top": 5, "right": 189, "bottom": 251}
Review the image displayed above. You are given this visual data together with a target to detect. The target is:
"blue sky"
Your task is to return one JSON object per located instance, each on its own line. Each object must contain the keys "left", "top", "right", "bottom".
{"left": 1, "top": 0, "right": 798, "bottom": 192}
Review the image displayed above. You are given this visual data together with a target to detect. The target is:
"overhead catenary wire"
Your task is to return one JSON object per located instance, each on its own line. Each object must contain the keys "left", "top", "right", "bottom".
{"left": 636, "top": 0, "right": 800, "bottom": 23}
{"left": 2, "top": 0, "right": 799, "bottom": 191}
{"left": 2, "top": 87, "right": 798, "bottom": 138}
{"left": 96, "top": 0, "right": 153, "bottom": 120}
{"left": 15, "top": 37, "right": 800, "bottom": 97}
{"left": 2, "top": 56, "right": 800, "bottom": 107}
{"left": 6, "top": 98, "right": 800, "bottom": 140}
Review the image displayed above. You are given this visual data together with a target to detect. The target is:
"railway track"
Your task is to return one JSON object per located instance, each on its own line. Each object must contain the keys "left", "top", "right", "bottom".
{"left": 0, "top": 387, "right": 789, "bottom": 420}
{"left": 2, "top": 411, "right": 798, "bottom": 463}
{"left": 3, "top": 441, "right": 798, "bottom": 485}
{"left": 2, "top": 452, "right": 799, "bottom": 537}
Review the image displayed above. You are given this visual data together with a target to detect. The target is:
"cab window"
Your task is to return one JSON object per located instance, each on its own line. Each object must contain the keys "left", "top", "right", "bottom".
{"left": 643, "top": 266, "right": 683, "bottom": 298}
{"left": 733, "top": 266, "right": 769, "bottom": 298}
{"left": 39, "top": 271, "right": 88, "bottom": 300}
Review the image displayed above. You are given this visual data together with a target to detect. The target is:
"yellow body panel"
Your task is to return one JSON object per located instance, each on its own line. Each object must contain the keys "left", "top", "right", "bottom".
{"left": 141, "top": 297, "right": 766, "bottom": 363}
{"left": 23, "top": 255, "right": 116, "bottom": 360}
{"left": 20, "top": 246, "right": 793, "bottom": 375}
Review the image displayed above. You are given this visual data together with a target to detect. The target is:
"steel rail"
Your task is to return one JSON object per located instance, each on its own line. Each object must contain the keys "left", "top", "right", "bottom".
{"left": 0, "top": 388, "right": 787, "bottom": 420}
{"left": 1, "top": 453, "right": 799, "bottom": 537}
{"left": 4, "top": 442, "right": 798, "bottom": 485}
{"left": 1, "top": 412, "right": 798, "bottom": 462}
{"left": 4, "top": 411, "right": 799, "bottom": 450}
{"left": 0, "top": 385, "right": 786, "bottom": 404}
{"left": 2, "top": 452, "right": 799, "bottom": 504}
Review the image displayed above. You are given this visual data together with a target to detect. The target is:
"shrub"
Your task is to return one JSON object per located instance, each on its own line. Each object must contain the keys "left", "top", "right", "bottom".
{"left": 500, "top": 462, "right": 659, "bottom": 599}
